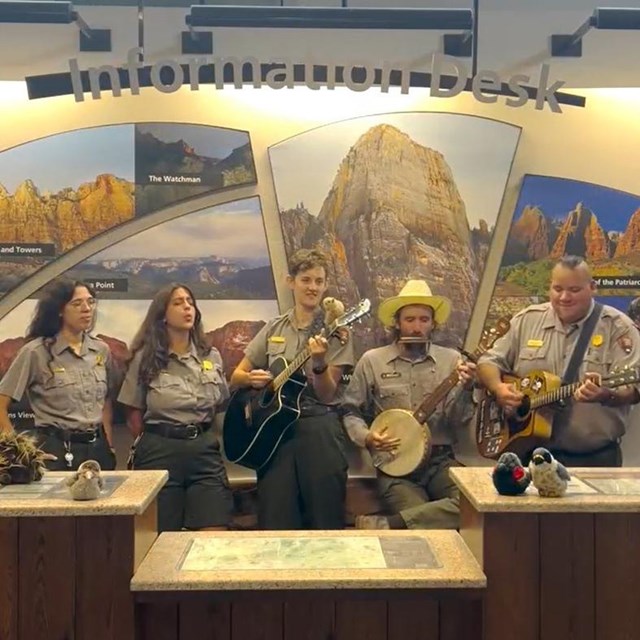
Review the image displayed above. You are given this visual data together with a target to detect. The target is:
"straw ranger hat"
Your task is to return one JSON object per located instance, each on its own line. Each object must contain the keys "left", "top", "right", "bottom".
{"left": 377, "top": 279, "right": 451, "bottom": 328}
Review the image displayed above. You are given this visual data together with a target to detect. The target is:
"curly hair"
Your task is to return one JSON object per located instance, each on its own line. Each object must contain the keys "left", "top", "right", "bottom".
{"left": 127, "top": 283, "right": 209, "bottom": 386}
{"left": 26, "top": 278, "right": 97, "bottom": 341}
{"left": 25, "top": 278, "right": 97, "bottom": 379}
{"left": 288, "top": 248, "right": 329, "bottom": 277}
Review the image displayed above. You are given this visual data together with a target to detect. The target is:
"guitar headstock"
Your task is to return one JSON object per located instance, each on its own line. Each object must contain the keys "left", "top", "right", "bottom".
{"left": 606, "top": 365, "right": 640, "bottom": 388}
{"left": 329, "top": 298, "right": 372, "bottom": 333}
{"left": 477, "top": 316, "right": 511, "bottom": 353}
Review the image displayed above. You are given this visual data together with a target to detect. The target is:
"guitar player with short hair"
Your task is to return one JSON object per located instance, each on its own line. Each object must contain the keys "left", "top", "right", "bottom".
{"left": 341, "top": 280, "right": 476, "bottom": 530}
{"left": 229, "top": 248, "right": 354, "bottom": 529}
{"left": 477, "top": 255, "right": 640, "bottom": 467}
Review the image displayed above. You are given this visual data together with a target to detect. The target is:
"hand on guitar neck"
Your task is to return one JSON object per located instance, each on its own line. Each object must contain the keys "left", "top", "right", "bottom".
{"left": 574, "top": 372, "right": 616, "bottom": 404}
{"left": 456, "top": 360, "right": 477, "bottom": 389}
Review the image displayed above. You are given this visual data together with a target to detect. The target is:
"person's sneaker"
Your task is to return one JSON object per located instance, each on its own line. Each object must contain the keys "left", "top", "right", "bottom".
{"left": 355, "top": 515, "right": 390, "bottom": 529}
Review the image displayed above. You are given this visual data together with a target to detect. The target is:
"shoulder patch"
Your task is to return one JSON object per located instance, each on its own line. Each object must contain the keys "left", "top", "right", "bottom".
{"left": 617, "top": 334, "right": 634, "bottom": 354}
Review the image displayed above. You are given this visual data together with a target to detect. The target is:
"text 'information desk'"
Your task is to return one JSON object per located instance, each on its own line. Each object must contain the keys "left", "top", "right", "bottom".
{"left": 452, "top": 467, "right": 640, "bottom": 640}
{"left": 0, "top": 470, "right": 167, "bottom": 640}
{"left": 132, "top": 529, "right": 486, "bottom": 640}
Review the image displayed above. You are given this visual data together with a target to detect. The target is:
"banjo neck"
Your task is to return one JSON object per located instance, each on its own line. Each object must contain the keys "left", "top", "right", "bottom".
{"left": 412, "top": 368, "right": 461, "bottom": 424}
{"left": 411, "top": 316, "right": 511, "bottom": 425}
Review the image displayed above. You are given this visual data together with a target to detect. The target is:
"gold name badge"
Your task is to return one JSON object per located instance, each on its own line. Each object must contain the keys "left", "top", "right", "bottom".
{"left": 527, "top": 339, "right": 544, "bottom": 348}
{"left": 268, "top": 336, "right": 285, "bottom": 343}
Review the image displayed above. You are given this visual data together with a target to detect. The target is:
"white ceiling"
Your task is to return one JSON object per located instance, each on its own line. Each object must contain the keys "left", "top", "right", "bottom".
{"left": 0, "top": 0, "right": 638, "bottom": 87}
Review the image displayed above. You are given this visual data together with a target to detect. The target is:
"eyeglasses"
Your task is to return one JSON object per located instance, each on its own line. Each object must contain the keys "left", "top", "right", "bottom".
{"left": 68, "top": 298, "right": 97, "bottom": 309}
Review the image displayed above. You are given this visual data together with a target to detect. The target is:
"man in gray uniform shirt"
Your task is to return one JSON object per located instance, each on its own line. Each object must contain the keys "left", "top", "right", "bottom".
{"left": 478, "top": 255, "right": 640, "bottom": 467}
{"left": 341, "top": 280, "right": 475, "bottom": 530}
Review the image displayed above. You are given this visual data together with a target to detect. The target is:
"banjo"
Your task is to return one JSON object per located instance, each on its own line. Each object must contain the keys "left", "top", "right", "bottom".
{"left": 370, "top": 318, "right": 511, "bottom": 477}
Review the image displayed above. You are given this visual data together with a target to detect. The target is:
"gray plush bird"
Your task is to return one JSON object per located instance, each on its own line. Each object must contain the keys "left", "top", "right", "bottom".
{"left": 529, "top": 447, "right": 571, "bottom": 498}
{"left": 65, "top": 460, "right": 104, "bottom": 501}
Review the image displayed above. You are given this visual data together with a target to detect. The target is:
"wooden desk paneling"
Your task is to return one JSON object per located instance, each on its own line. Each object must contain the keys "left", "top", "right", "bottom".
{"left": 461, "top": 493, "right": 640, "bottom": 640}
{"left": 0, "top": 518, "right": 18, "bottom": 640}
{"left": 135, "top": 592, "right": 484, "bottom": 640}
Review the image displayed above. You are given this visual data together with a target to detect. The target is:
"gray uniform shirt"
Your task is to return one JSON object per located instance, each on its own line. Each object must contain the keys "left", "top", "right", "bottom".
{"left": 478, "top": 302, "right": 640, "bottom": 452}
{"left": 0, "top": 334, "right": 112, "bottom": 430}
{"left": 341, "top": 342, "right": 473, "bottom": 447}
{"left": 244, "top": 308, "right": 355, "bottom": 407}
{"left": 118, "top": 345, "right": 228, "bottom": 426}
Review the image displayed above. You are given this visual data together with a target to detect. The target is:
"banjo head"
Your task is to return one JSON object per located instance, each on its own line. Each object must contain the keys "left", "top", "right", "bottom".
{"left": 370, "top": 409, "right": 432, "bottom": 477}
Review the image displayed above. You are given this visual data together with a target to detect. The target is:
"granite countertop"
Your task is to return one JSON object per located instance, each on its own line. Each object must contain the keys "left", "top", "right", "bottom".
{"left": 451, "top": 466, "right": 640, "bottom": 513}
{"left": 131, "top": 529, "right": 486, "bottom": 592}
{"left": 0, "top": 470, "right": 167, "bottom": 517}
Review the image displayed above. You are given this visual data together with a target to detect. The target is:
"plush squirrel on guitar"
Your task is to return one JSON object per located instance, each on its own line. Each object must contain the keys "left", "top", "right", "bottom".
{"left": 492, "top": 452, "right": 531, "bottom": 495}
{"left": 322, "top": 297, "right": 345, "bottom": 324}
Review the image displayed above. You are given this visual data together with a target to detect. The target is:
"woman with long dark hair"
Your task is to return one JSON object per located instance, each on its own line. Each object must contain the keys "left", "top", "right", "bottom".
{"left": 118, "top": 283, "right": 232, "bottom": 532}
{"left": 0, "top": 278, "right": 116, "bottom": 470}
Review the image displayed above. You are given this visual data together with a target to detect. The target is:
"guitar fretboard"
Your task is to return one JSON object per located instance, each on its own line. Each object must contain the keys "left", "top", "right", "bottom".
{"left": 272, "top": 347, "right": 314, "bottom": 391}
{"left": 529, "top": 382, "right": 581, "bottom": 409}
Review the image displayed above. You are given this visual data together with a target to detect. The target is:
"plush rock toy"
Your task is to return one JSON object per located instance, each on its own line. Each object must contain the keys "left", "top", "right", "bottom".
{"left": 492, "top": 451, "right": 531, "bottom": 495}
{"left": 529, "top": 447, "right": 571, "bottom": 498}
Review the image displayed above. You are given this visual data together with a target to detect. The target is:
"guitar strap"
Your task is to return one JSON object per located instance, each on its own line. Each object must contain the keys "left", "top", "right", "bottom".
{"left": 561, "top": 302, "right": 603, "bottom": 384}
{"left": 553, "top": 302, "right": 603, "bottom": 431}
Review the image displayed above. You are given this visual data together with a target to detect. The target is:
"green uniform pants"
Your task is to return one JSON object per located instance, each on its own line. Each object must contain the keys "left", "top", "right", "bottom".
{"left": 376, "top": 446, "right": 460, "bottom": 530}
{"left": 257, "top": 412, "right": 348, "bottom": 530}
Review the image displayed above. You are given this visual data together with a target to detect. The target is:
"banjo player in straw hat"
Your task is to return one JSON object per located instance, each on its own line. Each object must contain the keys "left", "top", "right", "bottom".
{"left": 341, "top": 279, "right": 476, "bottom": 530}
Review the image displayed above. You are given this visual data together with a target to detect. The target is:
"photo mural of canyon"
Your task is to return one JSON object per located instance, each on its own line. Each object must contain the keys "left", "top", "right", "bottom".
{"left": 65, "top": 198, "right": 275, "bottom": 300}
{"left": 269, "top": 113, "right": 521, "bottom": 352}
{"left": 134, "top": 123, "right": 256, "bottom": 216}
{"left": 487, "top": 174, "right": 640, "bottom": 327}
{"left": 0, "top": 125, "right": 135, "bottom": 298}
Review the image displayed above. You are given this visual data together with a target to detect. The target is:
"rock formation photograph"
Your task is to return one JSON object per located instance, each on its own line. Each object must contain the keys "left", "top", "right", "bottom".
{"left": 0, "top": 124, "right": 135, "bottom": 298}
{"left": 269, "top": 113, "right": 520, "bottom": 352}
{"left": 495, "top": 175, "right": 640, "bottom": 308}
{"left": 135, "top": 123, "right": 256, "bottom": 216}
{"left": 65, "top": 198, "right": 276, "bottom": 300}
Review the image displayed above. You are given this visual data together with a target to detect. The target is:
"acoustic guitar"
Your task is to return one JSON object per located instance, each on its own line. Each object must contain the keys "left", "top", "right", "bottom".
{"left": 222, "top": 298, "right": 371, "bottom": 470}
{"left": 369, "top": 317, "right": 511, "bottom": 477}
{"left": 476, "top": 366, "right": 640, "bottom": 459}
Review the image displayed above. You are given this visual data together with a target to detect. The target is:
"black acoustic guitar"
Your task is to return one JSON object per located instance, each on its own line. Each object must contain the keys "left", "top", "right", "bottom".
{"left": 222, "top": 299, "right": 371, "bottom": 470}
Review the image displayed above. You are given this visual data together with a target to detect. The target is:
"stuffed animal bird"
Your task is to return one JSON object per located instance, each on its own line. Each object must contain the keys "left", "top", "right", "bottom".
{"left": 492, "top": 452, "right": 531, "bottom": 495}
{"left": 529, "top": 447, "right": 571, "bottom": 497}
{"left": 66, "top": 459, "right": 104, "bottom": 501}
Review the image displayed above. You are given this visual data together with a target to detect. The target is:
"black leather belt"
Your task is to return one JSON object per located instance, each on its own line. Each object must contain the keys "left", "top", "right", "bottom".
{"left": 299, "top": 405, "right": 335, "bottom": 418}
{"left": 35, "top": 425, "right": 101, "bottom": 443}
{"left": 431, "top": 444, "right": 454, "bottom": 456}
{"left": 144, "top": 422, "right": 211, "bottom": 440}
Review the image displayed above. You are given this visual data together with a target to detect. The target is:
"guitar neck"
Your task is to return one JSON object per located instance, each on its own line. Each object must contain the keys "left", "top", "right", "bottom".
{"left": 529, "top": 376, "right": 627, "bottom": 410}
{"left": 529, "top": 381, "right": 581, "bottom": 410}
{"left": 272, "top": 347, "right": 312, "bottom": 390}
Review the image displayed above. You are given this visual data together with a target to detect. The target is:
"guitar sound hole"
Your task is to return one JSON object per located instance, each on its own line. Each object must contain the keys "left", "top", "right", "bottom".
{"left": 515, "top": 395, "right": 531, "bottom": 419}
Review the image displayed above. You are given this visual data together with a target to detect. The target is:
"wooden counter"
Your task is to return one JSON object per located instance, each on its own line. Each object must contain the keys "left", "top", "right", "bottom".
{"left": 0, "top": 470, "right": 167, "bottom": 640}
{"left": 451, "top": 467, "right": 640, "bottom": 640}
{"left": 132, "top": 529, "right": 486, "bottom": 640}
